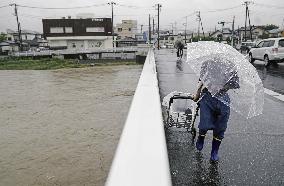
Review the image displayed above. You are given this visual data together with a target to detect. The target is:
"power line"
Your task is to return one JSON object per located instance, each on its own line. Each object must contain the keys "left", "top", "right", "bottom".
{"left": 254, "top": 3, "right": 284, "bottom": 9}
{"left": 182, "top": 12, "right": 196, "bottom": 19}
{"left": 270, "top": 13, "right": 284, "bottom": 17}
{"left": 20, "top": 13, "right": 46, "bottom": 19}
{"left": 171, "top": 5, "right": 241, "bottom": 32}
{"left": 114, "top": 14, "right": 150, "bottom": 17}
{"left": 203, "top": 5, "right": 242, "bottom": 13}
{"left": 16, "top": 3, "right": 107, "bottom": 10}
{"left": 14, "top": 3, "right": 154, "bottom": 10}
{"left": 0, "top": 4, "right": 9, "bottom": 9}
{"left": 116, "top": 3, "right": 154, "bottom": 10}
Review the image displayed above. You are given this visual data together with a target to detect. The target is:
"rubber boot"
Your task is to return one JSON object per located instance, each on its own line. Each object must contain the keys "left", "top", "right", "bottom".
{"left": 210, "top": 137, "right": 222, "bottom": 163}
{"left": 196, "top": 134, "right": 206, "bottom": 151}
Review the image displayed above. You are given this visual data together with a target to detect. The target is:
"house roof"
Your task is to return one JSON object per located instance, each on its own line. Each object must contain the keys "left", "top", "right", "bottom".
{"left": 222, "top": 28, "right": 232, "bottom": 34}
{"left": 6, "top": 29, "right": 41, "bottom": 35}
{"left": 25, "top": 40, "right": 39, "bottom": 46}
{"left": 210, "top": 30, "right": 222, "bottom": 36}
{"left": 268, "top": 28, "right": 282, "bottom": 34}
{"left": 0, "top": 41, "right": 18, "bottom": 46}
{"left": 238, "top": 26, "right": 267, "bottom": 32}
{"left": 0, "top": 42, "right": 9, "bottom": 47}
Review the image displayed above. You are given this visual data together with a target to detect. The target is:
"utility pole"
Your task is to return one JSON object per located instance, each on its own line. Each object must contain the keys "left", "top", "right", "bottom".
{"left": 156, "top": 4, "right": 161, "bottom": 49}
{"left": 171, "top": 23, "right": 174, "bottom": 35}
{"left": 10, "top": 3, "right": 22, "bottom": 51}
{"left": 174, "top": 21, "right": 177, "bottom": 35}
{"left": 108, "top": 2, "right": 116, "bottom": 48}
{"left": 152, "top": 18, "right": 155, "bottom": 36}
{"left": 200, "top": 14, "right": 205, "bottom": 39}
{"left": 243, "top": 1, "right": 252, "bottom": 42}
{"left": 218, "top": 21, "right": 225, "bottom": 41}
{"left": 196, "top": 11, "right": 201, "bottom": 41}
{"left": 140, "top": 24, "right": 143, "bottom": 34}
{"left": 238, "top": 25, "right": 241, "bottom": 44}
{"left": 149, "top": 15, "right": 151, "bottom": 44}
{"left": 218, "top": 21, "right": 225, "bottom": 34}
{"left": 231, "top": 16, "right": 235, "bottom": 46}
{"left": 184, "top": 16, "right": 188, "bottom": 44}
{"left": 247, "top": 9, "right": 252, "bottom": 41}
{"left": 244, "top": 2, "right": 248, "bottom": 41}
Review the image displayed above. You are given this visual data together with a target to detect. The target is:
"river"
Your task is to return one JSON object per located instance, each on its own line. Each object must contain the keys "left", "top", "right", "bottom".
{"left": 0, "top": 65, "right": 142, "bottom": 186}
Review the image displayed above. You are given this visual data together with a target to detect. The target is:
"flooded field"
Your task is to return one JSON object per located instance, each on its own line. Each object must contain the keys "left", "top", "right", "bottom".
{"left": 0, "top": 65, "right": 142, "bottom": 186}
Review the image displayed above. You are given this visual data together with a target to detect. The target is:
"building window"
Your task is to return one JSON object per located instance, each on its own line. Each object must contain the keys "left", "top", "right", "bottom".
{"left": 65, "top": 27, "right": 73, "bottom": 33}
{"left": 72, "top": 43, "right": 76, "bottom": 48}
{"left": 118, "top": 28, "right": 122, "bottom": 32}
{"left": 86, "top": 27, "right": 105, "bottom": 32}
{"left": 50, "top": 27, "right": 64, "bottom": 33}
{"left": 128, "top": 28, "right": 131, "bottom": 31}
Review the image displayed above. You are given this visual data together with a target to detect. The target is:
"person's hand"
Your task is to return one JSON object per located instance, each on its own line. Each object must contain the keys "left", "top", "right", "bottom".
{"left": 193, "top": 95, "right": 200, "bottom": 102}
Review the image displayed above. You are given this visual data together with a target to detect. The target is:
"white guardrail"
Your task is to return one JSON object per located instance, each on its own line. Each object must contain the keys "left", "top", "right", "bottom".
{"left": 105, "top": 49, "right": 172, "bottom": 186}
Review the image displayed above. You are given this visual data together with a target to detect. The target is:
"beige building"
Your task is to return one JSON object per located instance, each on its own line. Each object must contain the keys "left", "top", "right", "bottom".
{"left": 115, "top": 20, "right": 138, "bottom": 39}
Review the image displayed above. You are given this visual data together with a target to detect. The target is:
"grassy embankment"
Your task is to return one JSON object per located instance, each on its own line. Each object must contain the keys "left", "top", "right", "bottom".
{"left": 0, "top": 57, "right": 139, "bottom": 70}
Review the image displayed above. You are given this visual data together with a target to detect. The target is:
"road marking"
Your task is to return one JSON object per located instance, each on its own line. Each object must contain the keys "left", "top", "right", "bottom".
{"left": 264, "top": 88, "right": 284, "bottom": 102}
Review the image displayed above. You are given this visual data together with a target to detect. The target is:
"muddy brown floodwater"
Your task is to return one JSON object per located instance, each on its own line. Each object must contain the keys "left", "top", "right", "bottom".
{"left": 0, "top": 65, "right": 142, "bottom": 186}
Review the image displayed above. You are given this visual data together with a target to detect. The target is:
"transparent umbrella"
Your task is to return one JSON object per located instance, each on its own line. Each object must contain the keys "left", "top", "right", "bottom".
{"left": 186, "top": 41, "right": 264, "bottom": 119}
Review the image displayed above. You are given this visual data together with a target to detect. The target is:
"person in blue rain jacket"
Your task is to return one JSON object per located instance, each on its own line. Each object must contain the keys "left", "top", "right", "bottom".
{"left": 193, "top": 59, "right": 239, "bottom": 163}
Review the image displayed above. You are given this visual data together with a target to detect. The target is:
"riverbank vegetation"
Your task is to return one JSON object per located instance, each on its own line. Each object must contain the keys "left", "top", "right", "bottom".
{"left": 0, "top": 57, "right": 139, "bottom": 70}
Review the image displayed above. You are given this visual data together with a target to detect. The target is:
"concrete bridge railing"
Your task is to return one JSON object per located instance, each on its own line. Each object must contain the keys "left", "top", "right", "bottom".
{"left": 106, "top": 49, "right": 172, "bottom": 186}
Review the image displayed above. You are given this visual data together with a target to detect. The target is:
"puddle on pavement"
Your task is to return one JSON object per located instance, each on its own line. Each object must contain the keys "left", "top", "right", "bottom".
{"left": 0, "top": 65, "right": 142, "bottom": 186}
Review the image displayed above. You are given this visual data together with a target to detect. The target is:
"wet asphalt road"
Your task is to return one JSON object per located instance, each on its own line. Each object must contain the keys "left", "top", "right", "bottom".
{"left": 155, "top": 49, "right": 284, "bottom": 186}
{"left": 253, "top": 61, "right": 284, "bottom": 94}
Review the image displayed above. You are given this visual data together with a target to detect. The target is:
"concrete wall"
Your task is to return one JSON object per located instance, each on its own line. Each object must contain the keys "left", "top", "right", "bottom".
{"left": 47, "top": 36, "right": 113, "bottom": 49}
{"left": 48, "top": 40, "right": 68, "bottom": 48}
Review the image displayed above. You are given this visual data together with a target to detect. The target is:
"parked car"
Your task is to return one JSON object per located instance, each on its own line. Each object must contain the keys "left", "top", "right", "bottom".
{"left": 239, "top": 41, "right": 255, "bottom": 54}
{"left": 249, "top": 37, "right": 284, "bottom": 66}
{"left": 36, "top": 47, "right": 49, "bottom": 52}
{"left": 165, "top": 43, "right": 174, "bottom": 48}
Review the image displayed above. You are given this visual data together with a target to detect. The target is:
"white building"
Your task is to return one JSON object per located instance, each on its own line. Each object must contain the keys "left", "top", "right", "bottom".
{"left": 115, "top": 20, "right": 138, "bottom": 39}
{"left": 43, "top": 18, "right": 114, "bottom": 50}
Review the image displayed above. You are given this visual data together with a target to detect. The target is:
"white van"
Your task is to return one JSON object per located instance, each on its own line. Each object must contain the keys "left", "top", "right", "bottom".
{"left": 249, "top": 37, "right": 284, "bottom": 66}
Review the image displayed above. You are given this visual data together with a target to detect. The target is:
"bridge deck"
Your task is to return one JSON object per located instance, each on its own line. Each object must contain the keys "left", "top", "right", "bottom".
{"left": 155, "top": 49, "right": 284, "bottom": 185}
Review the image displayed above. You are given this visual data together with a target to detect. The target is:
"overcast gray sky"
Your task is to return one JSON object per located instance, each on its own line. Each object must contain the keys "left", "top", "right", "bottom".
{"left": 0, "top": 0, "right": 284, "bottom": 33}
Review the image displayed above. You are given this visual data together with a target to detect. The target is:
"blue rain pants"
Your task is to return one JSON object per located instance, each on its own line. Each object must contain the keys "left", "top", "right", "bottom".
{"left": 198, "top": 90, "right": 230, "bottom": 139}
